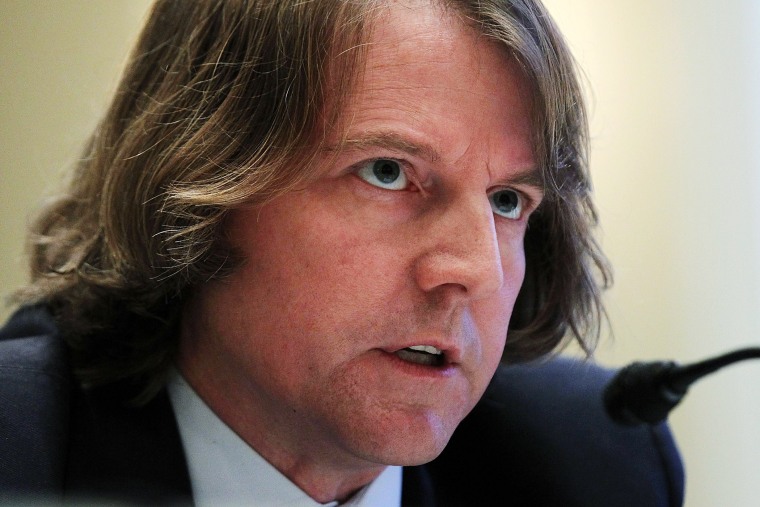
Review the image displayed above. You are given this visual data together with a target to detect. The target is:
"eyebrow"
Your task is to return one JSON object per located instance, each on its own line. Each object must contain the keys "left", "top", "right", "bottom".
{"left": 504, "top": 165, "right": 543, "bottom": 190}
{"left": 326, "top": 130, "right": 544, "bottom": 191}
{"left": 326, "top": 131, "right": 441, "bottom": 163}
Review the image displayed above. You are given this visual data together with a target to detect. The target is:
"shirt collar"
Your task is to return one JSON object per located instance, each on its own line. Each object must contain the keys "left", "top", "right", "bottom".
{"left": 166, "top": 370, "right": 402, "bottom": 507}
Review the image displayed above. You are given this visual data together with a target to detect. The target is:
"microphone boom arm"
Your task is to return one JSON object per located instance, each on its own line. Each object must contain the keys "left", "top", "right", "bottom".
{"left": 603, "top": 347, "right": 760, "bottom": 426}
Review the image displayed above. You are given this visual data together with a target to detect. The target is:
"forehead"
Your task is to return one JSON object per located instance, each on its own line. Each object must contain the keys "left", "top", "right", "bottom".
{"left": 324, "top": 1, "right": 536, "bottom": 173}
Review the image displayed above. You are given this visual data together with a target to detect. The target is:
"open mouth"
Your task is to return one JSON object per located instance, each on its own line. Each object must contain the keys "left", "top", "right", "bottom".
{"left": 394, "top": 345, "right": 445, "bottom": 367}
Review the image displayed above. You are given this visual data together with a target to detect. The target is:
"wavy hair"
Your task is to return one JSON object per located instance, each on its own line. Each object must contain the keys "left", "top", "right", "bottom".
{"left": 18, "top": 0, "right": 611, "bottom": 401}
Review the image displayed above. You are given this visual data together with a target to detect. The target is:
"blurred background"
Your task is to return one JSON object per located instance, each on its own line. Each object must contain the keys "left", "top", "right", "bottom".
{"left": 2, "top": 1, "right": 759, "bottom": 505}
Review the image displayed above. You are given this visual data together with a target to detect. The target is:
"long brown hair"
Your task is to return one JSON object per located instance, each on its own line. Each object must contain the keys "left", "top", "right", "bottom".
{"left": 18, "top": 0, "right": 611, "bottom": 401}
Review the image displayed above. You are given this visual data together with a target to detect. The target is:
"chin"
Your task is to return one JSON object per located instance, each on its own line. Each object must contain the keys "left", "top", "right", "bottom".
{"left": 385, "top": 444, "right": 449, "bottom": 467}
{"left": 350, "top": 410, "right": 460, "bottom": 467}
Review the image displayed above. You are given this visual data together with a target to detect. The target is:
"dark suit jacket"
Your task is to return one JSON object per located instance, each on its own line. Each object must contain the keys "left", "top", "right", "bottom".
{"left": 0, "top": 306, "right": 684, "bottom": 505}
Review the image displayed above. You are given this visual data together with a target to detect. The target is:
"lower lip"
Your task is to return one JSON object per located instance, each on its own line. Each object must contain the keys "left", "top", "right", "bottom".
{"left": 377, "top": 349, "right": 459, "bottom": 379}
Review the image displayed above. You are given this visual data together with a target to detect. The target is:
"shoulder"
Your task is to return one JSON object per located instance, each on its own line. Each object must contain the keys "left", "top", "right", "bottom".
{"left": 0, "top": 304, "right": 69, "bottom": 413}
{"left": 0, "top": 305, "right": 70, "bottom": 498}
{"left": 0, "top": 306, "right": 192, "bottom": 504}
{"left": 420, "top": 358, "right": 685, "bottom": 506}
{"left": 0, "top": 305, "right": 68, "bottom": 402}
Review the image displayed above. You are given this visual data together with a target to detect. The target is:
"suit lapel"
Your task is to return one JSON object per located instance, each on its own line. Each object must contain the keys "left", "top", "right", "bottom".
{"left": 65, "top": 384, "right": 193, "bottom": 504}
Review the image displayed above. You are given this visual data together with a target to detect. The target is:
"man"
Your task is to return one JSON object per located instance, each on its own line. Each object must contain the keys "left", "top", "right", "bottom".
{"left": 1, "top": 0, "right": 683, "bottom": 505}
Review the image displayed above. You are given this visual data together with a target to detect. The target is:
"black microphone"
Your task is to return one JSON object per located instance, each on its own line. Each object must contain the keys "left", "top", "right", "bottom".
{"left": 603, "top": 347, "right": 760, "bottom": 426}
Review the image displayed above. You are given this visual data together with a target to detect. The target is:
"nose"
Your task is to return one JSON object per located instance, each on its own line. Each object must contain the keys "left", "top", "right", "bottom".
{"left": 413, "top": 196, "right": 506, "bottom": 300}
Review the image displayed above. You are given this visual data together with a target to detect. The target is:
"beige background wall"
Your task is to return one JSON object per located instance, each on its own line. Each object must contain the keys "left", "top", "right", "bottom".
{"left": 2, "top": 2, "right": 759, "bottom": 505}
{"left": 1, "top": 0, "right": 153, "bottom": 316}
{"left": 543, "top": 1, "right": 760, "bottom": 505}
{"left": 0, "top": 0, "right": 155, "bottom": 320}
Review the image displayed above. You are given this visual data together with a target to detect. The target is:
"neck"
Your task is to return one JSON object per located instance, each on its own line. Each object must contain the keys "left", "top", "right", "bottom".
{"left": 176, "top": 355, "right": 385, "bottom": 503}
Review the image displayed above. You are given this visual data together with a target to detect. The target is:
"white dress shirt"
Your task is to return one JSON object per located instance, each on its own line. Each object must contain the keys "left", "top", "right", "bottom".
{"left": 167, "top": 371, "right": 402, "bottom": 507}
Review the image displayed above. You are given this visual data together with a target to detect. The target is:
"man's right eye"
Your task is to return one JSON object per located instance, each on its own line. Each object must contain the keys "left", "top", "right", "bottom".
{"left": 356, "top": 159, "right": 409, "bottom": 190}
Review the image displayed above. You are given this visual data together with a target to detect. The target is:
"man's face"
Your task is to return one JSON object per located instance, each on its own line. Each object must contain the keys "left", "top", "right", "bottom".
{"left": 180, "top": 1, "right": 542, "bottom": 477}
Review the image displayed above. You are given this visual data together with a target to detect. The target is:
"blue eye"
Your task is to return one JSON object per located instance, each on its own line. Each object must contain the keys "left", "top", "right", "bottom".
{"left": 356, "top": 159, "right": 408, "bottom": 190}
{"left": 489, "top": 189, "right": 523, "bottom": 219}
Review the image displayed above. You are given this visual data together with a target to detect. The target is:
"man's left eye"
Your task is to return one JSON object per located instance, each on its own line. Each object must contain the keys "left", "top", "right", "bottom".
{"left": 489, "top": 189, "right": 523, "bottom": 219}
{"left": 356, "top": 159, "right": 408, "bottom": 190}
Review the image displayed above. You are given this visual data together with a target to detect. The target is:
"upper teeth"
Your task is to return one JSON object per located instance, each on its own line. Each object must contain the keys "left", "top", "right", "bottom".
{"left": 407, "top": 345, "right": 442, "bottom": 355}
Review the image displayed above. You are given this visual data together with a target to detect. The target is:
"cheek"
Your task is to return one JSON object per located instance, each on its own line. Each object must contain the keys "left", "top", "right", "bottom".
{"left": 480, "top": 237, "right": 527, "bottom": 357}
{"left": 228, "top": 203, "right": 396, "bottom": 348}
{"left": 505, "top": 244, "right": 527, "bottom": 302}
{"left": 496, "top": 229, "right": 527, "bottom": 308}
